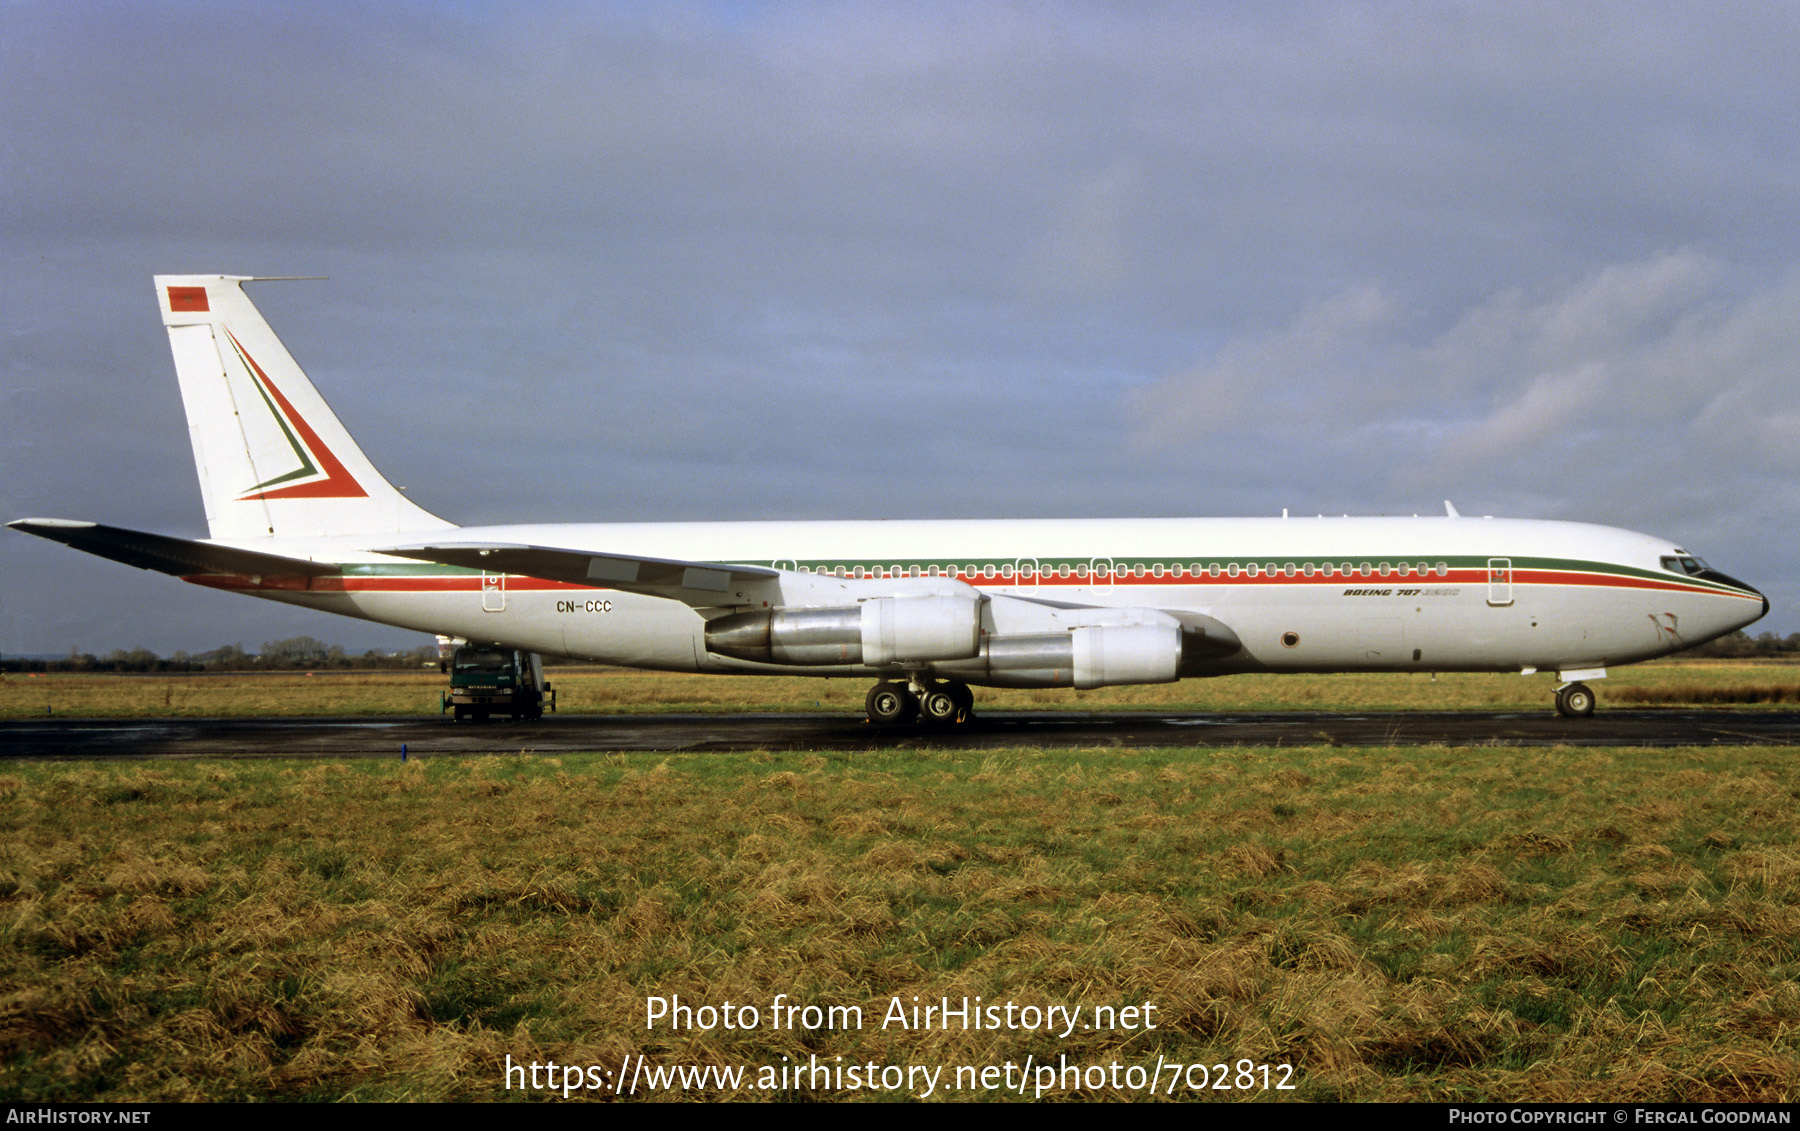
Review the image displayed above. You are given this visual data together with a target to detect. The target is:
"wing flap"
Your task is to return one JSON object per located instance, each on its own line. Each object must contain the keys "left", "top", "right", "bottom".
{"left": 8, "top": 518, "right": 337, "bottom": 578}
{"left": 379, "top": 541, "right": 780, "bottom": 606}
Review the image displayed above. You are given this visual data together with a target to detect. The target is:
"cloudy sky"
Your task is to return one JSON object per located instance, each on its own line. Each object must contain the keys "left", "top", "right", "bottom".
{"left": 4, "top": 1, "right": 1796, "bottom": 657}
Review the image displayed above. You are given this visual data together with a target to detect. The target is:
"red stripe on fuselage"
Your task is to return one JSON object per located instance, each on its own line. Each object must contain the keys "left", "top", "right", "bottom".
{"left": 179, "top": 568, "right": 1752, "bottom": 600}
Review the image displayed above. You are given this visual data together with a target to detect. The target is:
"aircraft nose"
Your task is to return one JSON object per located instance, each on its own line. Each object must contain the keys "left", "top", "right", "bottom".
{"left": 1701, "top": 568, "right": 1769, "bottom": 628}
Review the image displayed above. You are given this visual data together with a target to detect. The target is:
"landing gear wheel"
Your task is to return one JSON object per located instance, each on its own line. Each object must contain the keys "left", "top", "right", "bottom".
{"left": 918, "top": 682, "right": 962, "bottom": 726}
{"left": 1555, "top": 682, "right": 1596, "bottom": 718}
{"left": 866, "top": 681, "right": 918, "bottom": 725}
{"left": 948, "top": 681, "right": 975, "bottom": 720}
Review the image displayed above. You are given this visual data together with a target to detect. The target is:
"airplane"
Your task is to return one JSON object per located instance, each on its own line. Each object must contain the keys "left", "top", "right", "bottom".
{"left": 9, "top": 275, "right": 1770, "bottom": 724}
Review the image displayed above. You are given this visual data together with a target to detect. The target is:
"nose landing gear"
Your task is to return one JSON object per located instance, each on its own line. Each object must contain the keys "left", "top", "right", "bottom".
{"left": 866, "top": 677, "right": 974, "bottom": 726}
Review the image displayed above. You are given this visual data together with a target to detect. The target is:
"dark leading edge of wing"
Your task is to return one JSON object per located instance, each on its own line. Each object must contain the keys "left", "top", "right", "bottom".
{"left": 7, "top": 519, "right": 338, "bottom": 578}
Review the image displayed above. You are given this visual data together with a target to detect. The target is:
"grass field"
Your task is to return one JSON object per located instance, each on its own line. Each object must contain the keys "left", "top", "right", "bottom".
{"left": 4, "top": 657, "right": 1799, "bottom": 718}
{"left": 2, "top": 743, "right": 1795, "bottom": 1102}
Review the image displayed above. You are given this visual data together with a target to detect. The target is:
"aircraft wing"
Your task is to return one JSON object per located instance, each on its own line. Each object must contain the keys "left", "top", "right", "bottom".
{"left": 7, "top": 518, "right": 338, "bottom": 578}
{"left": 378, "top": 541, "right": 783, "bottom": 606}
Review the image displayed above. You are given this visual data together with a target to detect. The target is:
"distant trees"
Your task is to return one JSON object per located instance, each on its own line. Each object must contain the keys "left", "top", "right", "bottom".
{"left": 1679, "top": 630, "right": 1800, "bottom": 658}
{"left": 1, "top": 640, "right": 441, "bottom": 673}
{"left": 258, "top": 636, "right": 338, "bottom": 667}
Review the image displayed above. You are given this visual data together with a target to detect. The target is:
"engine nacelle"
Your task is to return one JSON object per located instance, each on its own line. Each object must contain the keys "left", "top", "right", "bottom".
{"left": 859, "top": 592, "right": 982, "bottom": 665}
{"left": 934, "top": 623, "right": 1183, "bottom": 689}
{"left": 706, "top": 594, "right": 982, "bottom": 666}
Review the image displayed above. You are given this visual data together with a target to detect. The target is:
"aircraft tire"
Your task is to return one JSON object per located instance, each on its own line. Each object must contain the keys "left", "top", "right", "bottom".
{"left": 1556, "top": 682, "right": 1596, "bottom": 718}
{"left": 918, "top": 683, "right": 961, "bottom": 726}
{"left": 866, "top": 681, "right": 918, "bottom": 725}
{"left": 948, "top": 681, "right": 975, "bottom": 719}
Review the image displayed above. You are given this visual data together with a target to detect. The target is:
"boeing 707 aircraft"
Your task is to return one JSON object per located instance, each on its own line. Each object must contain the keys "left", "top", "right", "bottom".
{"left": 9, "top": 276, "right": 1769, "bottom": 723}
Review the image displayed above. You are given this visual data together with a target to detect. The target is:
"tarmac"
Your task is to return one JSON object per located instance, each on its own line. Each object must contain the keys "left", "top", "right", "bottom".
{"left": 4, "top": 709, "right": 1797, "bottom": 760}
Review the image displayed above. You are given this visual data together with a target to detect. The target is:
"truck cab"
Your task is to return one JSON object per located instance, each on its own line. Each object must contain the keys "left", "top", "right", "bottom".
{"left": 442, "top": 645, "right": 555, "bottom": 721}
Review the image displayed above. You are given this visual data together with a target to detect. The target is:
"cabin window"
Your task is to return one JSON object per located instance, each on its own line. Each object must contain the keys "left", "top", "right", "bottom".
{"left": 983, "top": 564, "right": 995, "bottom": 579}
{"left": 1000, "top": 564, "right": 1013, "bottom": 579}
{"left": 1304, "top": 563, "right": 1315, "bottom": 577}
{"left": 1398, "top": 563, "right": 1411, "bottom": 577}
{"left": 1228, "top": 563, "right": 1240, "bottom": 578}
{"left": 1153, "top": 563, "right": 1165, "bottom": 578}
{"left": 1436, "top": 562, "right": 1447, "bottom": 576}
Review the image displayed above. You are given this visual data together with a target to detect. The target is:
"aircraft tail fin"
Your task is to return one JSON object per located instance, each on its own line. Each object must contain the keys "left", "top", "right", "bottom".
{"left": 155, "top": 275, "right": 452, "bottom": 540}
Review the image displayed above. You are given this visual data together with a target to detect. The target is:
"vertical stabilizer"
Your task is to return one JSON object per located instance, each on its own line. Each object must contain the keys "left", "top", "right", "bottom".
{"left": 155, "top": 275, "right": 452, "bottom": 540}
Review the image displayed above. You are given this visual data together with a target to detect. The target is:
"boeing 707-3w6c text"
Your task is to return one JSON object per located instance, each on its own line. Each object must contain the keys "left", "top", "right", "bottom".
{"left": 9, "top": 276, "right": 1770, "bottom": 723}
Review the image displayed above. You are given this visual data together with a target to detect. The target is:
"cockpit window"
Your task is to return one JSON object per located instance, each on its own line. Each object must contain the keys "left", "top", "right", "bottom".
{"left": 1660, "top": 555, "right": 1711, "bottom": 576}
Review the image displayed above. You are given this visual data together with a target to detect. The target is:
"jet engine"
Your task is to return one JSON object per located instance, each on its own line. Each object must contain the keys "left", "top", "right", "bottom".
{"left": 705, "top": 593, "right": 982, "bottom": 666}
{"left": 933, "top": 623, "right": 1183, "bottom": 688}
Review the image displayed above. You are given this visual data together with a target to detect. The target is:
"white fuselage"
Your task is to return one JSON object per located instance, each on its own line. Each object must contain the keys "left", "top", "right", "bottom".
{"left": 189, "top": 514, "right": 1767, "bottom": 683}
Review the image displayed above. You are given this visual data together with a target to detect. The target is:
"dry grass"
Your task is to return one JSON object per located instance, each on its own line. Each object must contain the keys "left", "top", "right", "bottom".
{"left": 2, "top": 743, "right": 1796, "bottom": 1101}
{"left": 4, "top": 657, "right": 1797, "bottom": 718}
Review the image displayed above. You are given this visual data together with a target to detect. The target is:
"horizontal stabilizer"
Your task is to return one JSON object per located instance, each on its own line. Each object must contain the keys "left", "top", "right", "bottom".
{"left": 7, "top": 519, "right": 337, "bottom": 578}
{"left": 379, "top": 541, "right": 781, "bottom": 606}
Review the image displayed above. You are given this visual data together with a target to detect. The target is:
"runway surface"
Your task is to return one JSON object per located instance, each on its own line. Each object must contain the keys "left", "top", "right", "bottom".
{"left": 4, "top": 710, "right": 1797, "bottom": 759}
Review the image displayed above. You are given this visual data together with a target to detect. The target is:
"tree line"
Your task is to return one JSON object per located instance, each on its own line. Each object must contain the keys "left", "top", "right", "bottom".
{"left": 1678, "top": 630, "right": 1800, "bottom": 658}
{"left": 3, "top": 637, "right": 442, "bottom": 673}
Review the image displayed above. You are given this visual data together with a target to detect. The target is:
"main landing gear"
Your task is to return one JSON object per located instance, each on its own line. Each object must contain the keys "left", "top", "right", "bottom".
{"left": 1554, "top": 681, "right": 1596, "bottom": 718}
{"left": 866, "top": 677, "right": 975, "bottom": 726}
